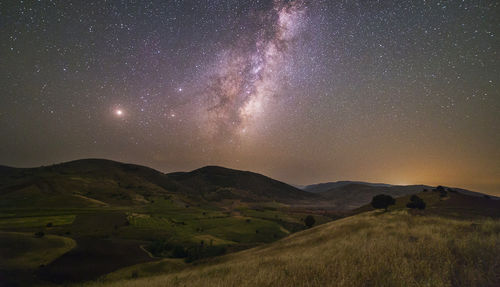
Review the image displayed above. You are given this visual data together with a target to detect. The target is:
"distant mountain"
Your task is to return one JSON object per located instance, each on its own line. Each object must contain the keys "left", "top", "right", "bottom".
{"left": 354, "top": 187, "right": 500, "bottom": 218}
{"left": 0, "top": 159, "right": 317, "bottom": 209}
{"left": 1, "top": 159, "right": 493, "bottom": 211}
{"left": 168, "top": 166, "right": 315, "bottom": 203}
{"left": 303, "top": 181, "right": 393, "bottom": 193}
{"left": 315, "top": 183, "right": 427, "bottom": 210}
{"left": 0, "top": 159, "right": 182, "bottom": 208}
{"left": 300, "top": 180, "right": 497, "bottom": 210}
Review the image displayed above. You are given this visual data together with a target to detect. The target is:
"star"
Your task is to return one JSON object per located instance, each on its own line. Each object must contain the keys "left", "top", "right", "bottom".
{"left": 115, "top": 109, "right": 124, "bottom": 117}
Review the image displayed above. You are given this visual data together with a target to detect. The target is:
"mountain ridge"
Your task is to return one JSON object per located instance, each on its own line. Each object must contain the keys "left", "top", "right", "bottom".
{"left": 1, "top": 158, "right": 496, "bottom": 211}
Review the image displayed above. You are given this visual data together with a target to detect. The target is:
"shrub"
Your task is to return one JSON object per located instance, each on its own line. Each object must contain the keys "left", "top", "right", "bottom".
{"left": 172, "top": 245, "right": 187, "bottom": 258}
{"left": 406, "top": 195, "right": 426, "bottom": 210}
{"left": 146, "top": 240, "right": 189, "bottom": 258}
{"left": 304, "top": 215, "right": 315, "bottom": 228}
{"left": 436, "top": 186, "right": 447, "bottom": 197}
{"left": 371, "top": 194, "right": 396, "bottom": 211}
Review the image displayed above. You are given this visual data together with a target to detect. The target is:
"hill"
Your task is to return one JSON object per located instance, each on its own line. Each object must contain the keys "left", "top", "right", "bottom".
{"left": 1, "top": 159, "right": 498, "bottom": 286}
{"left": 88, "top": 205, "right": 500, "bottom": 287}
{"left": 303, "top": 181, "right": 393, "bottom": 193}
{"left": 168, "top": 166, "right": 315, "bottom": 203}
{"left": 302, "top": 181, "right": 495, "bottom": 210}
{"left": 0, "top": 159, "right": 182, "bottom": 208}
{"left": 0, "top": 159, "right": 333, "bottom": 285}
{"left": 0, "top": 159, "right": 320, "bottom": 209}
{"left": 315, "top": 183, "right": 427, "bottom": 210}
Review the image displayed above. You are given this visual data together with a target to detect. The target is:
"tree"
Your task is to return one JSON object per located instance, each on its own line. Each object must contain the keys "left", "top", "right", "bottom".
{"left": 172, "top": 245, "right": 187, "bottom": 258}
{"left": 304, "top": 215, "right": 315, "bottom": 228}
{"left": 406, "top": 195, "right": 426, "bottom": 210}
{"left": 436, "top": 186, "right": 447, "bottom": 197}
{"left": 371, "top": 194, "right": 395, "bottom": 211}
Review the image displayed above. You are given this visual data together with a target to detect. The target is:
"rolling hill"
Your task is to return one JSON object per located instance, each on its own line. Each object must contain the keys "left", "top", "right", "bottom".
{"left": 87, "top": 190, "right": 500, "bottom": 287}
{"left": 1, "top": 159, "right": 498, "bottom": 286}
{"left": 0, "top": 159, "right": 320, "bottom": 209}
{"left": 0, "top": 159, "right": 332, "bottom": 285}
{"left": 168, "top": 165, "right": 315, "bottom": 203}
{"left": 301, "top": 181, "right": 495, "bottom": 210}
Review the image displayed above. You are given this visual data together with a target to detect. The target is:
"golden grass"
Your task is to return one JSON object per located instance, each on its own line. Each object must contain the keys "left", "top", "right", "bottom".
{"left": 86, "top": 210, "right": 500, "bottom": 287}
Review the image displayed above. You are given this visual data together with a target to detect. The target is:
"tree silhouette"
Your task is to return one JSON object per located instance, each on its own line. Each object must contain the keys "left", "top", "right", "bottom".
{"left": 371, "top": 194, "right": 395, "bottom": 211}
{"left": 304, "top": 215, "right": 315, "bottom": 228}
{"left": 406, "top": 195, "right": 426, "bottom": 210}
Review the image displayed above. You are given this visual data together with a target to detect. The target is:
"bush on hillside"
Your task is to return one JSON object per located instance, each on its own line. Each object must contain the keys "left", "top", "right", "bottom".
{"left": 436, "top": 186, "right": 447, "bottom": 197}
{"left": 172, "top": 245, "right": 188, "bottom": 258}
{"left": 406, "top": 195, "right": 426, "bottom": 210}
{"left": 371, "top": 194, "right": 396, "bottom": 211}
{"left": 146, "top": 240, "right": 187, "bottom": 258}
{"left": 304, "top": 215, "right": 315, "bottom": 228}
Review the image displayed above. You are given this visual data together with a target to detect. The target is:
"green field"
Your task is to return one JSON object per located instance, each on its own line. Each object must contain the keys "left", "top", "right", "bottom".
{"left": 0, "top": 231, "right": 76, "bottom": 270}
{"left": 0, "top": 215, "right": 76, "bottom": 229}
{"left": 0, "top": 197, "right": 326, "bottom": 285}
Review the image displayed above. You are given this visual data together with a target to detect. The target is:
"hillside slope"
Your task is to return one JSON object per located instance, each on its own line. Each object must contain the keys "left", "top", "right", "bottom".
{"left": 0, "top": 159, "right": 181, "bottom": 208}
{"left": 89, "top": 208, "right": 500, "bottom": 287}
{"left": 315, "top": 183, "right": 427, "bottom": 210}
{"left": 168, "top": 166, "right": 315, "bottom": 203}
{"left": 0, "top": 159, "right": 318, "bottom": 208}
{"left": 304, "top": 181, "right": 393, "bottom": 193}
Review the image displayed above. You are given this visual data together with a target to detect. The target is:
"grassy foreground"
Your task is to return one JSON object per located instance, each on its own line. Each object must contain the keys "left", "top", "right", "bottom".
{"left": 86, "top": 210, "right": 500, "bottom": 287}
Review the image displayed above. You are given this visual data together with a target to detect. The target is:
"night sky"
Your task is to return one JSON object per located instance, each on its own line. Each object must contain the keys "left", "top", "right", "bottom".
{"left": 1, "top": 1, "right": 499, "bottom": 195}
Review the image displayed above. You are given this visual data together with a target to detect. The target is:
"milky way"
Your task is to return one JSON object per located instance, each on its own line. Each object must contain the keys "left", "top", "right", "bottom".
{"left": 200, "top": 0, "right": 307, "bottom": 139}
{"left": 1, "top": 0, "right": 499, "bottom": 195}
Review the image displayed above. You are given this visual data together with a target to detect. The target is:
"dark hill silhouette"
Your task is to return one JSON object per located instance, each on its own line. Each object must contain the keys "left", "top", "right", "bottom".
{"left": 0, "top": 159, "right": 317, "bottom": 208}
{"left": 0, "top": 159, "right": 493, "bottom": 210}
{"left": 302, "top": 181, "right": 497, "bottom": 210}
{"left": 314, "top": 183, "right": 427, "bottom": 210}
{"left": 353, "top": 188, "right": 500, "bottom": 219}
{"left": 0, "top": 159, "right": 182, "bottom": 207}
{"left": 168, "top": 165, "right": 315, "bottom": 203}
{"left": 304, "top": 181, "right": 393, "bottom": 193}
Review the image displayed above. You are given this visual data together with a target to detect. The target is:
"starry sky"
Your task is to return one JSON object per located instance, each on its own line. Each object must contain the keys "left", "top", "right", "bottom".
{"left": 1, "top": 0, "right": 499, "bottom": 195}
